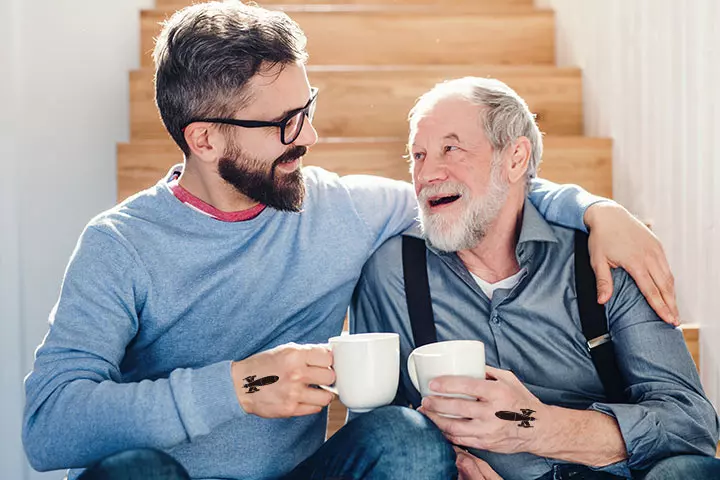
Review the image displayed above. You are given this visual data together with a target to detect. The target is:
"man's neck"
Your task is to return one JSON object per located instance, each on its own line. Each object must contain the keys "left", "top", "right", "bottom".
{"left": 178, "top": 161, "right": 259, "bottom": 212}
{"left": 457, "top": 190, "right": 525, "bottom": 283}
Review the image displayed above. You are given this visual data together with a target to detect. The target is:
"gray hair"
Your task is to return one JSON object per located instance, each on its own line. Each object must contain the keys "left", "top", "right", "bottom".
{"left": 409, "top": 77, "right": 543, "bottom": 182}
{"left": 153, "top": 1, "right": 309, "bottom": 156}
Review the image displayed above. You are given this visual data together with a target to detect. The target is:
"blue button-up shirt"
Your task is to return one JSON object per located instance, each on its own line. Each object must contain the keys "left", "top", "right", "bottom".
{"left": 351, "top": 201, "right": 719, "bottom": 480}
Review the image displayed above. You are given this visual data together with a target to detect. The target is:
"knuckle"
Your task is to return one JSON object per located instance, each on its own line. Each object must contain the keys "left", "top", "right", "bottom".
{"left": 288, "top": 368, "right": 304, "bottom": 382}
{"left": 445, "top": 422, "right": 462, "bottom": 437}
{"left": 286, "top": 387, "right": 301, "bottom": 403}
{"left": 458, "top": 456, "right": 474, "bottom": 470}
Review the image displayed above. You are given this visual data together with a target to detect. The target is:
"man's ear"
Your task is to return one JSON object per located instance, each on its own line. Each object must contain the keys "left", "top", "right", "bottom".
{"left": 184, "top": 123, "right": 222, "bottom": 164}
{"left": 507, "top": 137, "right": 531, "bottom": 185}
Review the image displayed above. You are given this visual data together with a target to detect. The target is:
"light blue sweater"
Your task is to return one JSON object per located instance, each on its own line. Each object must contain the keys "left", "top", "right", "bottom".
{"left": 23, "top": 166, "right": 598, "bottom": 480}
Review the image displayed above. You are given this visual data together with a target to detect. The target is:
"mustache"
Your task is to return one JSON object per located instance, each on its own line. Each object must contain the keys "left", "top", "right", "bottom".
{"left": 417, "top": 181, "right": 468, "bottom": 203}
{"left": 273, "top": 145, "right": 308, "bottom": 168}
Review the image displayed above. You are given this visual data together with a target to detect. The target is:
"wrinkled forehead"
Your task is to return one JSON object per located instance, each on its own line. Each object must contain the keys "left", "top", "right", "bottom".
{"left": 409, "top": 97, "right": 485, "bottom": 145}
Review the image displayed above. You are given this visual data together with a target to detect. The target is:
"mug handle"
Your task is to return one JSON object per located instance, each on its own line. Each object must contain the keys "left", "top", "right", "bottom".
{"left": 314, "top": 342, "right": 339, "bottom": 395}
{"left": 407, "top": 351, "right": 420, "bottom": 392}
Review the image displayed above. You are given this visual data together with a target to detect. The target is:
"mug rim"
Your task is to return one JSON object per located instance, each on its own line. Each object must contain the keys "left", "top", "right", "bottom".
{"left": 328, "top": 332, "right": 399, "bottom": 344}
{"left": 411, "top": 339, "right": 484, "bottom": 356}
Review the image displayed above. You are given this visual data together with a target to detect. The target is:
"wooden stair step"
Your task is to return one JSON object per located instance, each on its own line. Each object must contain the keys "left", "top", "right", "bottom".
{"left": 140, "top": 9, "right": 555, "bottom": 67}
{"left": 131, "top": 65, "right": 582, "bottom": 140}
{"left": 116, "top": 136, "right": 612, "bottom": 202}
{"left": 680, "top": 324, "right": 700, "bottom": 371}
{"left": 156, "top": 0, "right": 534, "bottom": 9}
{"left": 156, "top": 4, "right": 540, "bottom": 15}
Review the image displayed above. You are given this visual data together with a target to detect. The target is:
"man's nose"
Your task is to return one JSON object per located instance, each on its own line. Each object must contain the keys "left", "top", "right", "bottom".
{"left": 294, "top": 116, "right": 319, "bottom": 147}
{"left": 414, "top": 154, "right": 449, "bottom": 186}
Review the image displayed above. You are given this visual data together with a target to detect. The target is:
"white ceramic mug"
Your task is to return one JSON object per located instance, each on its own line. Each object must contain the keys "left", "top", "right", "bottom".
{"left": 325, "top": 332, "right": 400, "bottom": 412}
{"left": 408, "top": 340, "right": 486, "bottom": 405}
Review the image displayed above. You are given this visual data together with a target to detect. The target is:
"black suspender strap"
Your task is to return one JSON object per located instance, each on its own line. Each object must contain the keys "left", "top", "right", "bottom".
{"left": 401, "top": 236, "right": 438, "bottom": 348}
{"left": 574, "top": 231, "right": 626, "bottom": 403}
{"left": 401, "top": 231, "right": 625, "bottom": 403}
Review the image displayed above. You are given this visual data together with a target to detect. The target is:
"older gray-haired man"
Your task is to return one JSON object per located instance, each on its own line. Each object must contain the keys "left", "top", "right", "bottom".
{"left": 352, "top": 77, "right": 720, "bottom": 480}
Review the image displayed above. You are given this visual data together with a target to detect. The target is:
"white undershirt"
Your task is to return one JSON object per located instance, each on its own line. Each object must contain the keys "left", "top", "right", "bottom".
{"left": 469, "top": 269, "right": 524, "bottom": 299}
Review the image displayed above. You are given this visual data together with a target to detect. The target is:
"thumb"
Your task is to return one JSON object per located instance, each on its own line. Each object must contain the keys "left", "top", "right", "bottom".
{"left": 593, "top": 259, "right": 614, "bottom": 304}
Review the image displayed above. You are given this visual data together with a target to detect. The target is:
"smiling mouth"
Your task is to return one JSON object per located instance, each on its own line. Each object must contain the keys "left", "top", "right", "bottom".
{"left": 428, "top": 194, "right": 462, "bottom": 207}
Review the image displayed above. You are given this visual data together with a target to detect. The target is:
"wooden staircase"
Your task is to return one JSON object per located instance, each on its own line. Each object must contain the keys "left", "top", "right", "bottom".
{"left": 120, "top": 0, "right": 699, "bottom": 437}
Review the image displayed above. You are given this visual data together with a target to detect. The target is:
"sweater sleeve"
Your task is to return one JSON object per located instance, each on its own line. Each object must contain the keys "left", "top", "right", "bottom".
{"left": 341, "top": 175, "right": 418, "bottom": 252}
{"left": 528, "top": 177, "right": 608, "bottom": 232}
{"left": 22, "top": 225, "right": 244, "bottom": 472}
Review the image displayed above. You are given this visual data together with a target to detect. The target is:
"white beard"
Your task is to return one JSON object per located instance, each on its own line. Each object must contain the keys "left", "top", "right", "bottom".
{"left": 417, "top": 166, "right": 508, "bottom": 252}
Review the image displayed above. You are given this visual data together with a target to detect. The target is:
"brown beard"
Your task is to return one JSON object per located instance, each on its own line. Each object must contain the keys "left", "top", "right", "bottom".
{"left": 218, "top": 144, "right": 307, "bottom": 212}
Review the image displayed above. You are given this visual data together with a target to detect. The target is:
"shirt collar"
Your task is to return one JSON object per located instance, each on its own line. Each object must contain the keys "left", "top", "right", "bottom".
{"left": 517, "top": 200, "right": 559, "bottom": 246}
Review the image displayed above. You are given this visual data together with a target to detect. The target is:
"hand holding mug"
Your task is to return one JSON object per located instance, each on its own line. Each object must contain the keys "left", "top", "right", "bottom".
{"left": 408, "top": 340, "right": 485, "bottom": 417}
{"left": 231, "top": 342, "right": 335, "bottom": 418}
{"left": 419, "top": 366, "right": 545, "bottom": 455}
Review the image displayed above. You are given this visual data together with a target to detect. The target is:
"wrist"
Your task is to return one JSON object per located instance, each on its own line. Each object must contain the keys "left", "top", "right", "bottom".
{"left": 231, "top": 360, "right": 254, "bottom": 415}
{"left": 583, "top": 200, "right": 620, "bottom": 230}
{"left": 526, "top": 404, "right": 562, "bottom": 456}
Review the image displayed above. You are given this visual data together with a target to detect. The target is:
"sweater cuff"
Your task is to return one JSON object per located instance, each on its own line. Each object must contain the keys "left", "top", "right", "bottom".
{"left": 169, "top": 360, "right": 245, "bottom": 441}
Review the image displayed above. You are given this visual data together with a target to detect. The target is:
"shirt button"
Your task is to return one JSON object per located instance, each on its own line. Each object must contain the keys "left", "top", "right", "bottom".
{"left": 491, "top": 313, "right": 501, "bottom": 325}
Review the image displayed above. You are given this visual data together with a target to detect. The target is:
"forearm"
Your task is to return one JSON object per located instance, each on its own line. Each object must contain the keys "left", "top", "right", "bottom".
{"left": 532, "top": 405, "right": 628, "bottom": 467}
{"left": 527, "top": 177, "right": 608, "bottom": 232}
{"left": 23, "top": 360, "right": 241, "bottom": 471}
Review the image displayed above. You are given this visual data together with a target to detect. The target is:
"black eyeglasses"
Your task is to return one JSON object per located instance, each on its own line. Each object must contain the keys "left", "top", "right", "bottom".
{"left": 184, "top": 87, "right": 318, "bottom": 145}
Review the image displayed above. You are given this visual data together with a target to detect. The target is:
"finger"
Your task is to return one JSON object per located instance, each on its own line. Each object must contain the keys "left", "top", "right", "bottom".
{"left": 456, "top": 449, "right": 503, "bottom": 480}
{"left": 632, "top": 269, "right": 674, "bottom": 325}
{"left": 483, "top": 366, "right": 515, "bottom": 382}
{"left": 475, "top": 458, "right": 503, "bottom": 480}
{"left": 453, "top": 446, "right": 468, "bottom": 455}
{"left": 304, "top": 365, "right": 336, "bottom": 387}
{"left": 456, "top": 451, "right": 486, "bottom": 480}
{"left": 591, "top": 257, "right": 614, "bottom": 304}
{"left": 292, "top": 403, "right": 326, "bottom": 417}
{"left": 298, "top": 385, "right": 335, "bottom": 407}
{"left": 421, "top": 396, "right": 482, "bottom": 420}
{"left": 648, "top": 256, "right": 679, "bottom": 325}
{"left": 421, "top": 409, "right": 477, "bottom": 438}
{"left": 305, "top": 345, "right": 333, "bottom": 368}
{"left": 429, "top": 376, "right": 492, "bottom": 399}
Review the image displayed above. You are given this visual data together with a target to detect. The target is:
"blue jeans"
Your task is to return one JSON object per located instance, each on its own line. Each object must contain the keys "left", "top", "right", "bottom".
{"left": 536, "top": 455, "right": 720, "bottom": 480}
{"left": 283, "top": 405, "right": 458, "bottom": 479}
{"left": 77, "top": 406, "right": 457, "bottom": 479}
{"left": 77, "top": 448, "right": 189, "bottom": 479}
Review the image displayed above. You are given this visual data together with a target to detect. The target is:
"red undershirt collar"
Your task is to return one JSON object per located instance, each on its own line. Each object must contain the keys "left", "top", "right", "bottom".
{"left": 168, "top": 179, "right": 266, "bottom": 222}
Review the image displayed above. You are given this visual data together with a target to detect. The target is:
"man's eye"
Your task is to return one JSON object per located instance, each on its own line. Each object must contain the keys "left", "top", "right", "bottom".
{"left": 444, "top": 145, "right": 458, "bottom": 153}
{"left": 413, "top": 152, "right": 425, "bottom": 161}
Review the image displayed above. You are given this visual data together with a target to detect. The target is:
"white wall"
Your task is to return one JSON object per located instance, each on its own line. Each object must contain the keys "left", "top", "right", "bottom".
{"left": 1, "top": 1, "right": 154, "bottom": 478}
{"left": 1, "top": 1, "right": 26, "bottom": 478}
{"left": 537, "top": 0, "right": 720, "bottom": 407}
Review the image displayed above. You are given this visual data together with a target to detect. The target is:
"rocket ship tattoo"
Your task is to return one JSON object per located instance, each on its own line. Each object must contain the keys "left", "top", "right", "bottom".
{"left": 495, "top": 409, "right": 536, "bottom": 428}
{"left": 243, "top": 375, "right": 279, "bottom": 393}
